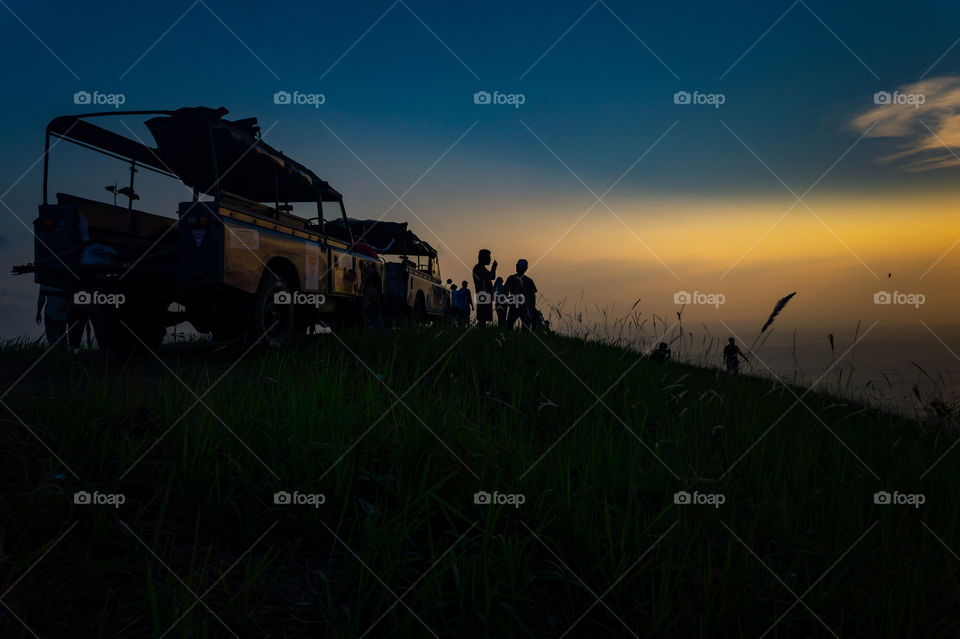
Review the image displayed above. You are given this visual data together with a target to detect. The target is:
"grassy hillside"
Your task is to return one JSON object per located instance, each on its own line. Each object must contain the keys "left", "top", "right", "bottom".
{"left": 0, "top": 326, "right": 958, "bottom": 637}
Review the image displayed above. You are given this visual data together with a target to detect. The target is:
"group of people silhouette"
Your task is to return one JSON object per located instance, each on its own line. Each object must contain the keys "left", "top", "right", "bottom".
{"left": 448, "top": 249, "right": 545, "bottom": 330}
{"left": 447, "top": 249, "right": 751, "bottom": 373}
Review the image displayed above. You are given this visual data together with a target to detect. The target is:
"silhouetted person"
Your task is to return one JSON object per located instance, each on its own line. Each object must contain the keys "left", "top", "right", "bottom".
{"left": 472, "top": 249, "right": 497, "bottom": 327}
{"left": 42, "top": 213, "right": 97, "bottom": 351}
{"left": 449, "top": 283, "right": 462, "bottom": 321}
{"left": 457, "top": 280, "right": 474, "bottom": 324}
{"left": 505, "top": 259, "right": 538, "bottom": 330}
{"left": 37, "top": 285, "right": 85, "bottom": 351}
{"left": 493, "top": 276, "right": 507, "bottom": 325}
{"left": 723, "top": 337, "right": 748, "bottom": 375}
{"left": 650, "top": 342, "right": 672, "bottom": 363}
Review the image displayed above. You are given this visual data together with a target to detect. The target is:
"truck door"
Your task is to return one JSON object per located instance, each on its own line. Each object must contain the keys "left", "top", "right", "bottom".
{"left": 328, "top": 245, "right": 358, "bottom": 295}
{"left": 304, "top": 240, "right": 324, "bottom": 292}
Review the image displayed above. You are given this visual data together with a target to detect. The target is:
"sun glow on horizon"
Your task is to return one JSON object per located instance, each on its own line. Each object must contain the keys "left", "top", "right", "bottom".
{"left": 430, "top": 192, "right": 960, "bottom": 326}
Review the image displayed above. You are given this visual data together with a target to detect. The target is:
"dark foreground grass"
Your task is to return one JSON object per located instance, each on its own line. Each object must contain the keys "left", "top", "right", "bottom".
{"left": 0, "top": 326, "right": 958, "bottom": 637}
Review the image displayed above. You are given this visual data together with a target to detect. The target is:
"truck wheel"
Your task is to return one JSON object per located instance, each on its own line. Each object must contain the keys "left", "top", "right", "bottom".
{"left": 412, "top": 295, "right": 426, "bottom": 324}
{"left": 93, "top": 308, "right": 166, "bottom": 355}
{"left": 436, "top": 297, "right": 450, "bottom": 325}
{"left": 248, "top": 271, "right": 295, "bottom": 348}
{"left": 358, "top": 282, "right": 384, "bottom": 331}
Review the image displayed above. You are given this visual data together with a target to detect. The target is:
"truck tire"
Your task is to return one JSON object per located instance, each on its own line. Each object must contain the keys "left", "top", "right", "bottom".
{"left": 93, "top": 306, "right": 167, "bottom": 355}
{"left": 358, "top": 282, "right": 384, "bottom": 332}
{"left": 435, "top": 296, "right": 450, "bottom": 325}
{"left": 412, "top": 294, "right": 426, "bottom": 324}
{"left": 247, "top": 271, "right": 295, "bottom": 348}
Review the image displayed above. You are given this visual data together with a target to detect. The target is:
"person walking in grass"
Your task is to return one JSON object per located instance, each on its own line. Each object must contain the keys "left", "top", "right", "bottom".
{"left": 723, "top": 337, "right": 748, "bottom": 375}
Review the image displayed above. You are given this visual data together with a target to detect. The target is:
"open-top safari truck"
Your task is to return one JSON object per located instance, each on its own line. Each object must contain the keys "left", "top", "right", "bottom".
{"left": 327, "top": 218, "right": 450, "bottom": 323}
{"left": 13, "top": 106, "right": 388, "bottom": 352}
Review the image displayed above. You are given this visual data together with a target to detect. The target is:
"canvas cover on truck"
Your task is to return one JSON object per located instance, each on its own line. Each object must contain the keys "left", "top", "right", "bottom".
{"left": 326, "top": 219, "right": 438, "bottom": 257}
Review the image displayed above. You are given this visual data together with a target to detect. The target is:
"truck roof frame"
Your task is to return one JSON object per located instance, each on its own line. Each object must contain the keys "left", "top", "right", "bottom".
{"left": 42, "top": 107, "right": 344, "bottom": 208}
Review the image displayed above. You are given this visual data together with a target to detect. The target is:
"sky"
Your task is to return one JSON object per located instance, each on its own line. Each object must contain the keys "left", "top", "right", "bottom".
{"left": 1, "top": 0, "right": 960, "bottom": 345}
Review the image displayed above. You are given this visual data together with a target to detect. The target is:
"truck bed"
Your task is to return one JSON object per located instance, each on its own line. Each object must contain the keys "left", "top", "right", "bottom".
{"left": 56, "top": 193, "right": 178, "bottom": 262}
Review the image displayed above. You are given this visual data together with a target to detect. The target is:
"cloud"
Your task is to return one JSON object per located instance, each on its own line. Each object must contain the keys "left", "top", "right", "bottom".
{"left": 851, "top": 76, "right": 960, "bottom": 172}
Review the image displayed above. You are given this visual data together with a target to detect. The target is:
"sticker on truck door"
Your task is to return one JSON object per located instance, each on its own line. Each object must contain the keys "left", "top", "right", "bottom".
{"left": 228, "top": 228, "right": 260, "bottom": 250}
{"left": 305, "top": 243, "right": 320, "bottom": 290}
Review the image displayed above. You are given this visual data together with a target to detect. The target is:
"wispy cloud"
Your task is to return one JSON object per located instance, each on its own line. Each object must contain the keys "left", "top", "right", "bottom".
{"left": 851, "top": 76, "right": 960, "bottom": 172}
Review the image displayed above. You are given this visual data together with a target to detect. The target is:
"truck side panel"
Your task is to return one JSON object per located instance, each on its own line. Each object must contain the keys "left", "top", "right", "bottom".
{"left": 222, "top": 220, "right": 308, "bottom": 294}
{"left": 328, "top": 247, "right": 360, "bottom": 295}
{"left": 211, "top": 207, "right": 379, "bottom": 297}
{"left": 407, "top": 271, "right": 449, "bottom": 316}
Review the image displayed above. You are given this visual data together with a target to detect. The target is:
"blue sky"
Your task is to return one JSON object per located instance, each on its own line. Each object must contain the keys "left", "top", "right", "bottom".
{"left": 2, "top": 0, "right": 959, "bottom": 194}
{"left": 2, "top": 0, "right": 960, "bottom": 336}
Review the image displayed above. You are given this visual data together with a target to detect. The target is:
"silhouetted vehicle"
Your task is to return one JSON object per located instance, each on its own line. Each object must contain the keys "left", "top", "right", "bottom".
{"left": 327, "top": 219, "right": 449, "bottom": 324}
{"left": 12, "top": 107, "right": 393, "bottom": 353}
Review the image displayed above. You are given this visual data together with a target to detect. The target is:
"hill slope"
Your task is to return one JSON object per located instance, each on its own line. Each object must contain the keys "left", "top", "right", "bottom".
{"left": 0, "top": 327, "right": 956, "bottom": 637}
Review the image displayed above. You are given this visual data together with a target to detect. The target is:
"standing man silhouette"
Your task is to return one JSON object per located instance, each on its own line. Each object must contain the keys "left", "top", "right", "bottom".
{"left": 459, "top": 280, "right": 475, "bottom": 323}
{"left": 472, "top": 249, "right": 497, "bottom": 328}
{"left": 505, "top": 259, "right": 538, "bottom": 330}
